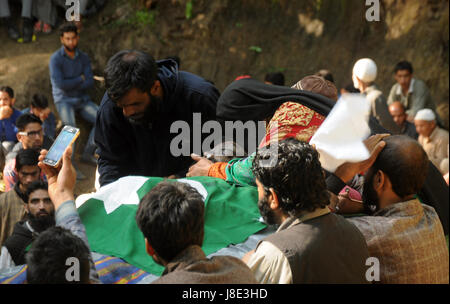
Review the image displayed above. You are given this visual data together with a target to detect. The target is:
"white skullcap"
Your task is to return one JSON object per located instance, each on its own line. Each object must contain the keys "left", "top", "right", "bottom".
{"left": 353, "top": 58, "right": 377, "bottom": 83}
{"left": 415, "top": 109, "right": 436, "bottom": 121}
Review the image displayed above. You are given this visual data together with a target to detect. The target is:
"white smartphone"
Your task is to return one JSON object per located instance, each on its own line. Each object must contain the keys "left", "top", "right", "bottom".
{"left": 43, "top": 126, "right": 80, "bottom": 167}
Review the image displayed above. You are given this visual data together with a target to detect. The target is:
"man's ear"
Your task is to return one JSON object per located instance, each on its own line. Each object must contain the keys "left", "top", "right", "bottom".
{"left": 268, "top": 188, "right": 280, "bottom": 210}
{"left": 150, "top": 80, "right": 162, "bottom": 97}
{"left": 374, "top": 170, "right": 386, "bottom": 192}
{"left": 17, "top": 132, "right": 23, "bottom": 142}
{"left": 11, "top": 98, "right": 16, "bottom": 106}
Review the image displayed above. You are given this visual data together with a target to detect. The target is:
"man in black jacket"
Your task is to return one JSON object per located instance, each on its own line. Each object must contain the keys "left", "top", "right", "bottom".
{"left": 95, "top": 50, "right": 219, "bottom": 186}
{"left": 0, "top": 181, "right": 55, "bottom": 268}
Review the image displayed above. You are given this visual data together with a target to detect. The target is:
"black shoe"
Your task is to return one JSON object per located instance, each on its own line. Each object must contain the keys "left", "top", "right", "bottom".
{"left": 22, "top": 18, "right": 33, "bottom": 43}
{"left": 1, "top": 18, "right": 19, "bottom": 41}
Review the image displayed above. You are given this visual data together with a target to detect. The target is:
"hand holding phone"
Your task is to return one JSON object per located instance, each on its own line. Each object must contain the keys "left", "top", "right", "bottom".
{"left": 43, "top": 126, "right": 80, "bottom": 167}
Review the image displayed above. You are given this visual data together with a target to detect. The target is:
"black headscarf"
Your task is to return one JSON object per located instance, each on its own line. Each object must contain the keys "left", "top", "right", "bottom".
{"left": 216, "top": 78, "right": 335, "bottom": 122}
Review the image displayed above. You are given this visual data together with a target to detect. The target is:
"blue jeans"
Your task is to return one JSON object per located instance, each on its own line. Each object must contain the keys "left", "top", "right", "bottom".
{"left": 55, "top": 96, "right": 98, "bottom": 158}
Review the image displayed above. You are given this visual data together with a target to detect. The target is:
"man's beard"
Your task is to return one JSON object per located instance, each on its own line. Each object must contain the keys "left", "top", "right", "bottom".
{"left": 64, "top": 45, "right": 76, "bottom": 53}
{"left": 362, "top": 170, "right": 380, "bottom": 215}
{"left": 28, "top": 211, "right": 55, "bottom": 233}
{"left": 127, "top": 95, "right": 161, "bottom": 126}
{"left": 258, "top": 195, "right": 278, "bottom": 225}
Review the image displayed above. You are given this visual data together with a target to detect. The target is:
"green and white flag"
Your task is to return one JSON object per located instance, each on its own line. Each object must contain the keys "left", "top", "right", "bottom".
{"left": 75, "top": 176, "right": 266, "bottom": 275}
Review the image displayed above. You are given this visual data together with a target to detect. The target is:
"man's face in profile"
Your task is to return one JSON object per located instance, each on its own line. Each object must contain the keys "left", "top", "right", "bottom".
{"left": 117, "top": 88, "right": 160, "bottom": 126}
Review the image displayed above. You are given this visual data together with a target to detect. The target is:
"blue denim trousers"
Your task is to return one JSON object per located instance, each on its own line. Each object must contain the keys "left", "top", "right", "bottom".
{"left": 55, "top": 95, "right": 98, "bottom": 158}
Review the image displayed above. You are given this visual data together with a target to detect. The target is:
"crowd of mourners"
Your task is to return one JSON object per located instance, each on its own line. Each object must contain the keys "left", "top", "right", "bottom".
{"left": 0, "top": 20, "right": 448, "bottom": 284}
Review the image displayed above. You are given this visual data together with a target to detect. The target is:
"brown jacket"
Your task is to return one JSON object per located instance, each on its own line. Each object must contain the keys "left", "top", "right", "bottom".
{"left": 152, "top": 245, "right": 258, "bottom": 284}
{"left": 0, "top": 188, "right": 27, "bottom": 246}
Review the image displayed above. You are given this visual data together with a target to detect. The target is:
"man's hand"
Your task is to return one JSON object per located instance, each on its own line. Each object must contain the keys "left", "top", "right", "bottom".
{"left": 0, "top": 105, "right": 13, "bottom": 120}
{"left": 186, "top": 154, "right": 213, "bottom": 177}
{"left": 38, "top": 146, "right": 76, "bottom": 210}
{"left": 334, "top": 134, "right": 390, "bottom": 183}
{"left": 81, "top": 74, "right": 86, "bottom": 81}
{"left": 242, "top": 250, "right": 255, "bottom": 264}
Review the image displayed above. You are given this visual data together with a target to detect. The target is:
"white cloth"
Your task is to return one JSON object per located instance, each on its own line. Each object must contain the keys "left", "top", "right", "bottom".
{"left": 0, "top": 246, "right": 15, "bottom": 270}
{"left": 246, "top": 241, "right": 292, "bottom": 284}
{"left": 310, "top": 94, "right": 371, "bottom": 173}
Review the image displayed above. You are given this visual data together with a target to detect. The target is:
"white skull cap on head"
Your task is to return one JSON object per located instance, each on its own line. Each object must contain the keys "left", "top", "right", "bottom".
{"left": 415, "top": 108, "right": 436, "bottom": 121}
{"left": 353, "top": 58, "right": 377, "bottom": 83}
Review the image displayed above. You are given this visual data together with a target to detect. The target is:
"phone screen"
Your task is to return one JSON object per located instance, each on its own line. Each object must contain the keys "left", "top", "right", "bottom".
{"left": 44, "top": 127, "right": 79, "bottom": 166}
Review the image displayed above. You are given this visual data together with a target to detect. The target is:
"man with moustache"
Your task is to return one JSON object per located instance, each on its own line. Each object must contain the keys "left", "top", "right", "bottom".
{"left": 0, "top": 181, "right": 55, "bottom": 268}
{"left": 347, "top": 135, "right": 449, "bottom": 283}
{"left": 49, "top": 22, "right": 98, "bottom": 177}
{"left": 0, "top": 149, "right": 41, "bottom": 246}
{"left": 242, "top": 138, "right": 370, "bottom": 284}
{"left": 95, "top": 50, "right": 219, "bottom": 186}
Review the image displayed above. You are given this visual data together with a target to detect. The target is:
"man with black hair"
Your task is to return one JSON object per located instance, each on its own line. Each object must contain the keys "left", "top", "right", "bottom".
{"left": 26, "top": 226, "right": 92, "bottom": 284}
{"left": 22, "top": 94, "right": 57, "bottom": 140}
{"left": 387, "top": 61, "right": 435, "bottom": 121}
{"left": 49, "top": 22, "right": 98, "bottom": 174}
{"left": 0, "top": 181, "right": 54, "bottom": 268}
{"left": 0, "top": 149, "right": 41, "bottom": 246}
{"left": 95, "top": 50, "right": 219, "bottom": 186}
{"left": 3, "top": 113, "right": 51, "bottom": 192}
{"left": 347, "top": 135, "right": 449, "bottom": 283}
{"left": 0, "top": 86, "right": 22, "bottom": 153}
{"left": 243, "top": 138, "right": 369, "bottom": 284}
{"left": 135, "top": 181, "right": 257, "bottom": 284}
{"left": 264, "top": 72, "right": 285, "bottom": 86}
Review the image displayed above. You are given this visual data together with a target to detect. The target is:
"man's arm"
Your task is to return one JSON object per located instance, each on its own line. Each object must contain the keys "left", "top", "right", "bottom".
{"left": 79, "top": 55, "right": 94, "bottom": 91}
{"left": 49, "top": 56, "right": 84, "bottom": 91}
{"left": 95, "top": 95, "right": 135, "bottom": 186}
{"left": 38, "top": 146, "right": 100, "bottom": 283}
{"left": 386, "top": 84, "right": 397, "bottom": 106}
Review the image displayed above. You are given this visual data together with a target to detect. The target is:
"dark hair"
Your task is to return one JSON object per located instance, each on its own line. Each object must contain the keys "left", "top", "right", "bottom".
{"left": 25, "top": 180, "right": 48, "bottom": 200}
{"left": 343, "top": 83, "right": 360, "bottom": 93}
{"left": 264, "top": 72, "right": 285, "bottom": 86}
{"left": 59, "top": 22, "right": 78, "bottom": 36}
{"left": 31, "top": 94, "right": 49, "bottom": 109}
{"left": 315, "top": 69, "right": 334, "bottom": 83}
{"left": 15, "top": 148, "right": 40, "bottom": 171}
{"left": 26, "top": 226, "right": 91, "bottom": 284}
{"left": 252, "top": 138, "right": 330, "bottom": 215}
{"left": 104, "top": 50, "right": 158, "bottom": 103}
{"left": 136, "top": 181, "right": 205, "bottom": 262}
{"left": 16, "top": 113, "right": 42, "bottom": 131}
{"left": 0, "top": 86, "right": 14, "bottom": 98}
{"left": 372, "top": 135, "right": 428, "bottom": 198}
{"left": 394, "top": 61, "right": 413, "bottom": 74}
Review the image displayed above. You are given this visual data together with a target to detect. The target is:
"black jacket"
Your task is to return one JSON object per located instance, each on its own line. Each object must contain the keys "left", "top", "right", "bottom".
{"left": 95, "top": 60, "right": 219, "bottom": 186}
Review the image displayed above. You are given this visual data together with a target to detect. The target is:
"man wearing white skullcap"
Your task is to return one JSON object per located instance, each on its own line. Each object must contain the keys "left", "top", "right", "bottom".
{"left": 415, "top": 109, "right": 449, "bottom": 174}
{"left": 352, "top": 58, "right": 400, "bottom": 134}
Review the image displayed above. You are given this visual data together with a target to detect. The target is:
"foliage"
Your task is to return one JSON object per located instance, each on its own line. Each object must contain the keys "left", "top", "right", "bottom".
{"left": 249, "top": 46, "right": 262, "bottom": 53}
{"left": 186, "top": 0, "right": 194, "bottom": 19}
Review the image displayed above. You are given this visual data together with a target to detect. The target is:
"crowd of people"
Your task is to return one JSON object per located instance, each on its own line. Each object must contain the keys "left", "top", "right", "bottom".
{"left": 0, "top": 20, "right": 448, "bottom": 284}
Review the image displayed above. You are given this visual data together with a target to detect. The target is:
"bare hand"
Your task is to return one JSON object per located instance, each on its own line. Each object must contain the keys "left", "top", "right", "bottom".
{"left": 186, "top": 154, "right": 213, "bottom": 177}
{"left": 38, "top": 146, "right": 76, "bottom": 210}
{"left": 0, "top": 106, "right": 13, "bottom": 120}
{"left": 334, "top": 134, "right": 390, "bottom": 183}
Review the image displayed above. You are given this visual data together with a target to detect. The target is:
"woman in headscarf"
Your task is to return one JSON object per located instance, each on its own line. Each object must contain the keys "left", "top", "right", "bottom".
{"left": 189, "top": 75, "right": 338, "bottom": 185}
